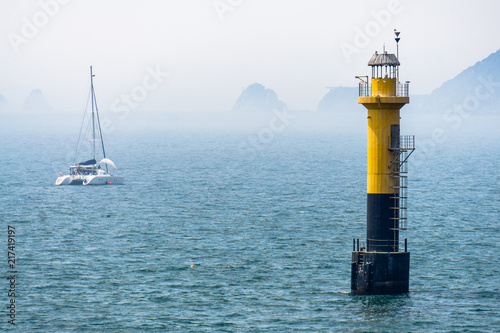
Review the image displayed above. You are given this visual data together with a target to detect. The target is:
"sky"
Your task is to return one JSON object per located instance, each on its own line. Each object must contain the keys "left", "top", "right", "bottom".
{"left": 1, "top": 0, "right": 500, "bottom": 114}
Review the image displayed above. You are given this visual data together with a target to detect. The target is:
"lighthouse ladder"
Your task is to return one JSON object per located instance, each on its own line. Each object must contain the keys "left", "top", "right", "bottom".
{"left": 389, "top": 135, "right": 415, "bottom": 231}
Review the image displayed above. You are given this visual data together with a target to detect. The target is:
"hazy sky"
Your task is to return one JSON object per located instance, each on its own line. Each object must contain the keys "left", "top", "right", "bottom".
{"left": 1, "top": 0, "right": 500, "bottom": 113}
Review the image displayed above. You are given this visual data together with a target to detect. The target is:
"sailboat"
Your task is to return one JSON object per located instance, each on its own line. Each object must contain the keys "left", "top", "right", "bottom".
{"left": 55, "top": 66, "right": 125, "bottom": 186}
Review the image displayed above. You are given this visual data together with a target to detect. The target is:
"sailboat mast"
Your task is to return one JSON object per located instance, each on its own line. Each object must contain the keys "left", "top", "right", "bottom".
{"left": 90, "top": 66, "right": 109, "bottom": 173}
{"left": 90, "top": 66, "right": 96, "bottom": 161}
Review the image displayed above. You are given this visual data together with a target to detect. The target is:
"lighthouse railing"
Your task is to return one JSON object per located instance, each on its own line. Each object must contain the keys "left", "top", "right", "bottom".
{"left": 358, "top": 82, "right": 410, "bottom": 97}
{"left": 358, "top": 82, "right": 370, "bottom": 97}
{"left": 396, "top": 82, "right": 410, "bottom": 97}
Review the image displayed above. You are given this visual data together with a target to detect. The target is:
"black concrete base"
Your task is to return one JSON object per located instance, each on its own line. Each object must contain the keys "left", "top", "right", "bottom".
{"left": 351, "top": 251, "right": 410, "bottom": 294}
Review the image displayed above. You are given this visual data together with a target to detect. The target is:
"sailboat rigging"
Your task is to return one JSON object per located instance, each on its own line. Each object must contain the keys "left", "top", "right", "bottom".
{"left": 55, "top": 66, "right": 125, "bottom": 186}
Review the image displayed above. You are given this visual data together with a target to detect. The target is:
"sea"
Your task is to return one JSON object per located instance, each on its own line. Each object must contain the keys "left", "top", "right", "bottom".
{"left": 1, "top": 112, "right": 499, "bottom": 332}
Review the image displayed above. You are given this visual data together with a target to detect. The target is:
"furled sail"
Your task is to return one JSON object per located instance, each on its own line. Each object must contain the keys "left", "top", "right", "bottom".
{"left": 79, "top": 159, "right": 97, "bottom": 166}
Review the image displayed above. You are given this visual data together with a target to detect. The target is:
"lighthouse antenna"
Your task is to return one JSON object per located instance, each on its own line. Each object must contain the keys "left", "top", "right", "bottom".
{"left": 394, "top": 29, "right": 401, "bottom": 82}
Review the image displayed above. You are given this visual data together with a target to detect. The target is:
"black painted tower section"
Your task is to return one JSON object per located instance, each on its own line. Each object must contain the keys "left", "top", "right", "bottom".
{"left": 366, "top": 193, "right": 398, "bottom": 252}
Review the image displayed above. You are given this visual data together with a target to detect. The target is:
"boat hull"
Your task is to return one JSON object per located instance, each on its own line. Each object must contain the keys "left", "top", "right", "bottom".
{"left": 55, "top": 175, "right": 124, "bottom": 186}
{"left": 83, "top": 175, "right": 125, "bottom": 185}
{"left": 55, "top": 175, "right": 85, "bottom": 185}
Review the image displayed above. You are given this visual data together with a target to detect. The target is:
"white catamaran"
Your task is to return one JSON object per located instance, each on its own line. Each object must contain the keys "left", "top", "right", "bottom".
{"left": 55, "top": 66, "right": 124, "bottom": 186}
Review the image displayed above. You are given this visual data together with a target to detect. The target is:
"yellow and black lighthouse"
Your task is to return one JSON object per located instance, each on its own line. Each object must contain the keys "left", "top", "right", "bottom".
{"left": 351, "top": 36, "right": 415, "bottom": 294}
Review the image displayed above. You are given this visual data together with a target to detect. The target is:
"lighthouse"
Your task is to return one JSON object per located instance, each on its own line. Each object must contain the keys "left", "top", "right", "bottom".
{"left": 351, "top": 32, "right": 415, "bottom": 294}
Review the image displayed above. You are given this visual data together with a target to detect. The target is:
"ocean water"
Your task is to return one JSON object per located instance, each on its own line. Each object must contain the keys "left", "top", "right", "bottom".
{"left": 1, "top": 115, "right": 500, "bottom": 332}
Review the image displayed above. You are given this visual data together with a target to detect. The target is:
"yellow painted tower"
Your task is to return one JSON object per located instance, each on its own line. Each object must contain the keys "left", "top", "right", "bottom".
{"left": 351, "top": 32, "right": 415, "bottom": 294}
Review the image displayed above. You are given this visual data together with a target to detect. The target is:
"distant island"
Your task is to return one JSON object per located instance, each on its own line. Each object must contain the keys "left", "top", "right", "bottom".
{"left": 415, "top": 48, "right": 500, "bottom": 114}
{"left": 22, "top": 89, "right": 53, "bottom": 112}
{"left": 0, "top": 89, "right": 53, "bottom": 114}
{"left": 232, "top": 83, "right": 287, "bottom": 112}
{"left": 317, "top": 87, "right": 358, "bottom": 113}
